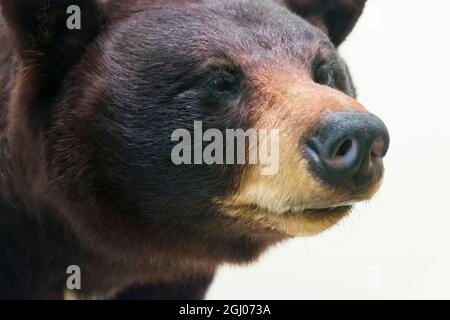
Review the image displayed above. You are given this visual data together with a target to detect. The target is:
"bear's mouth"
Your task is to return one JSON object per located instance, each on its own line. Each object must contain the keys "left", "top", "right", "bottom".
{"left": 302, "top": 205, "right": 352, "bottom": 216}
{"left": 230, "top": 202, "right": 354, "bottom": 217}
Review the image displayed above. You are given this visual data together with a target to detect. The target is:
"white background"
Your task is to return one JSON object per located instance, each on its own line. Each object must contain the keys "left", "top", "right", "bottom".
{"left": 207, "top": 0, "right": 450, "bottom": 299}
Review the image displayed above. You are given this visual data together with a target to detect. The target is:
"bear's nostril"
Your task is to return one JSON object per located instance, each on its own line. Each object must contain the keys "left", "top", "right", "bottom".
{"left": 326, "top": 138, "right": 360, "bottom": 172}
{"left": 335, "top": 139, "right": 354, "bottom": 157}
{"left": 371, "top": 138, "right": 387, "bottom": 158}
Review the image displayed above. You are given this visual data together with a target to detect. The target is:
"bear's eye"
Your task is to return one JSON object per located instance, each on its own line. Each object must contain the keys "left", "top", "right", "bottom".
{"left": 314, "top": 61, "right": 335, "bottom": 87}
{"left": 207, "top": 71, "right": 241, "bottom": 94}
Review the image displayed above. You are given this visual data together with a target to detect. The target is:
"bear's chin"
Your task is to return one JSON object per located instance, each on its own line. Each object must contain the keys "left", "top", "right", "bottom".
{"left": 221, "top": 204, "right": 352, "bottom": 237}
{"left": 260, "top": 205, "right": 352, "bottom": 237}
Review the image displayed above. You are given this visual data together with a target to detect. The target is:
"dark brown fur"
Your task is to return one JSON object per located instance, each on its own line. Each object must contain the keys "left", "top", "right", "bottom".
{"left": 0, "top": 0, "right": 367, "bottom": 299}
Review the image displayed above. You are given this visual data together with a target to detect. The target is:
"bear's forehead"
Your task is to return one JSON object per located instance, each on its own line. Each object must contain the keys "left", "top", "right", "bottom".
{"left": 110, "top": 0, "right": 332, "bottom": 63}
{"left": 148, "top": 0, "right": 322, "bottom": 37}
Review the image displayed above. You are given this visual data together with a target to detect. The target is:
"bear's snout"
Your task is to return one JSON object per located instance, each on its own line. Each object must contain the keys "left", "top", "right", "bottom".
{"left": 305, "top": 112, "right": 390, "bottom": 190}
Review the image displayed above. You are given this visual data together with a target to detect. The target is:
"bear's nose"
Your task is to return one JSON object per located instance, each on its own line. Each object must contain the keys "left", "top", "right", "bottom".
{"left": 305, "top": 112, "right": 390, "bottom": 189}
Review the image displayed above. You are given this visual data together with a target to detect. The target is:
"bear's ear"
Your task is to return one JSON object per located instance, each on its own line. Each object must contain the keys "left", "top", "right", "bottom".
{"left": 0, "top": 0, "right": 105, "bottom": 68}
{"left": 278, "top": 0, "right": 367, "bottom": 46}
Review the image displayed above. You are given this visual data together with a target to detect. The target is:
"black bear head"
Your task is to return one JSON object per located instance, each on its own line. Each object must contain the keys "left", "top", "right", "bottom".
{"left": 1, "top": 0, "right": 384, "bottom": 265}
